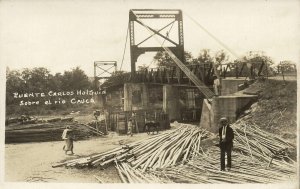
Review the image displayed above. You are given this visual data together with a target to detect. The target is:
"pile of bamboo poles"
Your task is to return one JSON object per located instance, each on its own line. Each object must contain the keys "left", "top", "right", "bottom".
{"left": 54, "top": 122, "right": 296, "bottom": 184}
{"left": 53, "top": 125, "right": 208, "bottom": 169}
{"left": 116, "top": 162, "right": 173, "bottom": 183}
{"left": 127, "top": 126, "right": 206, "bottom": 171}
{"left": 114, "top": 122, "right": 297, "bottom": 183}
{"left": 152, "top": 146, "right": 297, "bottom": 184}
{"left": 231, "top": 121, "right": 295, "bottom": 162}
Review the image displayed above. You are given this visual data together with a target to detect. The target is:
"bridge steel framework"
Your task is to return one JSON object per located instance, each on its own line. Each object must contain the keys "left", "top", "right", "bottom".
{"left": 129, "top": 9, "right": 185, "bottom": 74}
{"left": 94, "top": 61, "right": 117, "bottom": 89}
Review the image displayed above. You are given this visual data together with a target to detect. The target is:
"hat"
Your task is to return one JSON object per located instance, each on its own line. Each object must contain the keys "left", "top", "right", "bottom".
{"left": 220, "top": 117, "right": 228, "bottom": 123}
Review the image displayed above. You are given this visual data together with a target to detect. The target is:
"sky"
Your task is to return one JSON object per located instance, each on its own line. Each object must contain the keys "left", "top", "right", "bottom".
{"left": 0, "top": 0, "right": 299, "bottom": 77}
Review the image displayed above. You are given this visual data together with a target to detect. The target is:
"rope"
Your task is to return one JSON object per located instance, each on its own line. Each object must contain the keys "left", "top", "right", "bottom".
{"left": 120, "top": 21, "right": 129, "bottom": 71}
{"left": 184, "top": 12, "right": 239, "bottom": 59}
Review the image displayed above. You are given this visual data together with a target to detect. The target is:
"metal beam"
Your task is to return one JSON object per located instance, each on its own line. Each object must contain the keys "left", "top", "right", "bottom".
{"left": 129, "top": 9, "right": 184, "bottom": 75}
{"left": 94, "top": 61, "right": 117, "bottom": 89}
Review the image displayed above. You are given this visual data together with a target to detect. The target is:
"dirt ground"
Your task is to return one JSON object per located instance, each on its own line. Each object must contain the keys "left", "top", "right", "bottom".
{"left": 5, "top": 76, "right": 297, "bottom": 183}
{"left": 5, "top": 131, "right": 157, "bottom": 183}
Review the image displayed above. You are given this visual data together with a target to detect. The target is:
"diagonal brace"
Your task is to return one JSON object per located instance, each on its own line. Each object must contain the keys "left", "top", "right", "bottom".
{"left": 136, "top": 20, "right": 176, "bottom": 46}
{"left": 135, "top": 19, "right": 178, "bottom": 46}
{"left": 97, "top": 65, "right": 115, "bottom": 75}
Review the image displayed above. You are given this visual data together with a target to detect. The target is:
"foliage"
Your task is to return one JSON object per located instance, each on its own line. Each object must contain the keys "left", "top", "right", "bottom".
{"left": 237, "top": 51, "right": 276, "bottom": 76}
{"left": 196, "top": 49, "right": 213, "bottom": 64}
{"left": 214, "top": 50, "right": 229, "bottom": 65}
{"left": 101, "top": 71, "right": 130, "bottom": 88}
{"left": 6, "top": 67, "right": 93, "bottom": 116}
{"left": 153, "top": 51, "right": 196, "bottom": 68}
{"left": 60, "top": 67, "right": 92, "bottom": 90}
{"left": 153, "top": 49, "right": 230, "bottom": 69}
{"left": 277, "top": 61, "right": 297, "bottom": 73}
{"left": 151, "top": 49, "right": 282, "bottom": 79}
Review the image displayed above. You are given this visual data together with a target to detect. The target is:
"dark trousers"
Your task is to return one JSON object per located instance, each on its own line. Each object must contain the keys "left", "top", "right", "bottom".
{"left": 220, "top": 143, "right": 232, "bottom": 170}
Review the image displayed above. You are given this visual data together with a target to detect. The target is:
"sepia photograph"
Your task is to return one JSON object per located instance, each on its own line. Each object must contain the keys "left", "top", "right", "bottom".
{"left": 0, "top": 0, "right": 299, "bottom": 188}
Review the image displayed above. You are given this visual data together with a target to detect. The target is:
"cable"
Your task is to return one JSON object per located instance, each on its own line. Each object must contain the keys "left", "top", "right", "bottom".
{"left": 184, "top": 12, "right": 239, "bottom": 59}
{"left": 132, "top": 11, "right": 215, "bottom": 98}
{"left": 120, "top": 21, "right": 129, "bottom": 71}
{"left": 145, "top": 21, "right": 176, "bottom": 69}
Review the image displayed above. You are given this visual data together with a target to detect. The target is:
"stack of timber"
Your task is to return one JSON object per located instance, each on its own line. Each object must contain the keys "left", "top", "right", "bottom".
{"left": 5, "top": 122, "right": 96, "bottom": 143}
{"left": 87, "top": 120, "right": 107, "bottom": 135}
{"left": 6, "top": 116, "right": 74, "bottom": 126}
{"left": 118, "top": 122, "right": 297, "bottom": 183}
{"left": 151, "top": 147, "right": 296, "bottom": 183}
{"left": 52, "top": 125, "right": 208, "bottom": 169}
{"left": 53, "top": 122, "right": 296, "bottom": 184}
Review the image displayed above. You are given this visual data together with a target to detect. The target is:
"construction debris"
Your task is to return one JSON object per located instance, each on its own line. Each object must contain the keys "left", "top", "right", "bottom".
{"left": 52, "top": 125, "right": 208, "bottom": 169}
{"left": 5, "top": 122, "right": 96, "bottom": 143}
{"left": 53, "top": 123, "right": 296, "bottom": 184}
{"left": 152, "top": 148, "right": 296, "bottom": 183}
{"left": 119, "top": 122, "right": 296, "bottom": 183}
{"left": 6, "top": 116, "right": 74, "bottom": 125}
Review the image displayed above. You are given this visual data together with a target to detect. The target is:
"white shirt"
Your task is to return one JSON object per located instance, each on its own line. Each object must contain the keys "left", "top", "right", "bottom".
{"left": 221, "top": 125, "right": 227, "bottom": 140}
{"left": 62, "top": 129, "right": 69, "bottom": 140}
{"left": 214, "top": 78, "right": 220, "bottom": 86}
{"left": 99, "top": 114, "right": 106, "bottom": 121}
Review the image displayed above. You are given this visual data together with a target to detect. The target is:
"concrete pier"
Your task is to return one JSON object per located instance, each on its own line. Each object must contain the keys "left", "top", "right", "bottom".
{"left": 163, "top": 85, "right": 180, "bottom": 121}
{"left": 200, "top": 78, "right": 258, "bottom": 133}
{"left": 124, "top": 83, "right": 182, "bottom": 121}
{"left": 124, "top": 83, "right": 149, "bottom": 111}
{"left": 221, "top": 78, "right": 246, "bottom": 95}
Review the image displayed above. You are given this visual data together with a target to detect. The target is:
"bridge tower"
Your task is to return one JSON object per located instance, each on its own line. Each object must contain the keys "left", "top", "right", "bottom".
{"left": 129, "top": 9, "right": 184, "bottom": 74}
{"left": 94, "top": 61, "right": 117, "bottom": 90}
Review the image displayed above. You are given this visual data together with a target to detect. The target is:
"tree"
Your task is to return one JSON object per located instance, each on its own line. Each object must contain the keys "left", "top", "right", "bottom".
{"left": 240, "top": 51, "right": 275, "bottom": 76}
{"left": 21, "top": 67, "right": 52, "bottom": 92}
{"left": 153, "top": 51, "right": 195, "bottom": 68}
{"left": 277, "top": 60, "right": 297, "bottom": 73}
{"left": 47, "top": 73, "right": 63, "bottom": 91}
{"left": 153, "top": 51, "right": 174, "bottom": 68}
{"left": 61, "top": 67, "right": 92, "bottom": 90}
{"left": 215, "top": 50, "right": 229, "bottom": 65}
{"left": 101, "top": 71, "right": 129, "bottom": 88}
{"left": 184, "top": 51, "right": 195, "bottom": 64}
{"left": 196, "top": 49, "right": 213, "bottom": 64}
{"left": 6, "top": 69, "right": 24, "bottom": 105}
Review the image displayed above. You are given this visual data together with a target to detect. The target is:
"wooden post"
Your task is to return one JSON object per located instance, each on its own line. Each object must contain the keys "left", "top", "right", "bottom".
{"left": 117, "top": 114, "right": 119, "bottom": 133}
{"left": 281, "top": 65, "right": 285, "bottom": 82}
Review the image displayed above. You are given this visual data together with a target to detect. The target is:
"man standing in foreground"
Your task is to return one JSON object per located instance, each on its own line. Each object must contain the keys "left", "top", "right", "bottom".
{"left": 219, "top": 117, "right": 234, "bottom": 171}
